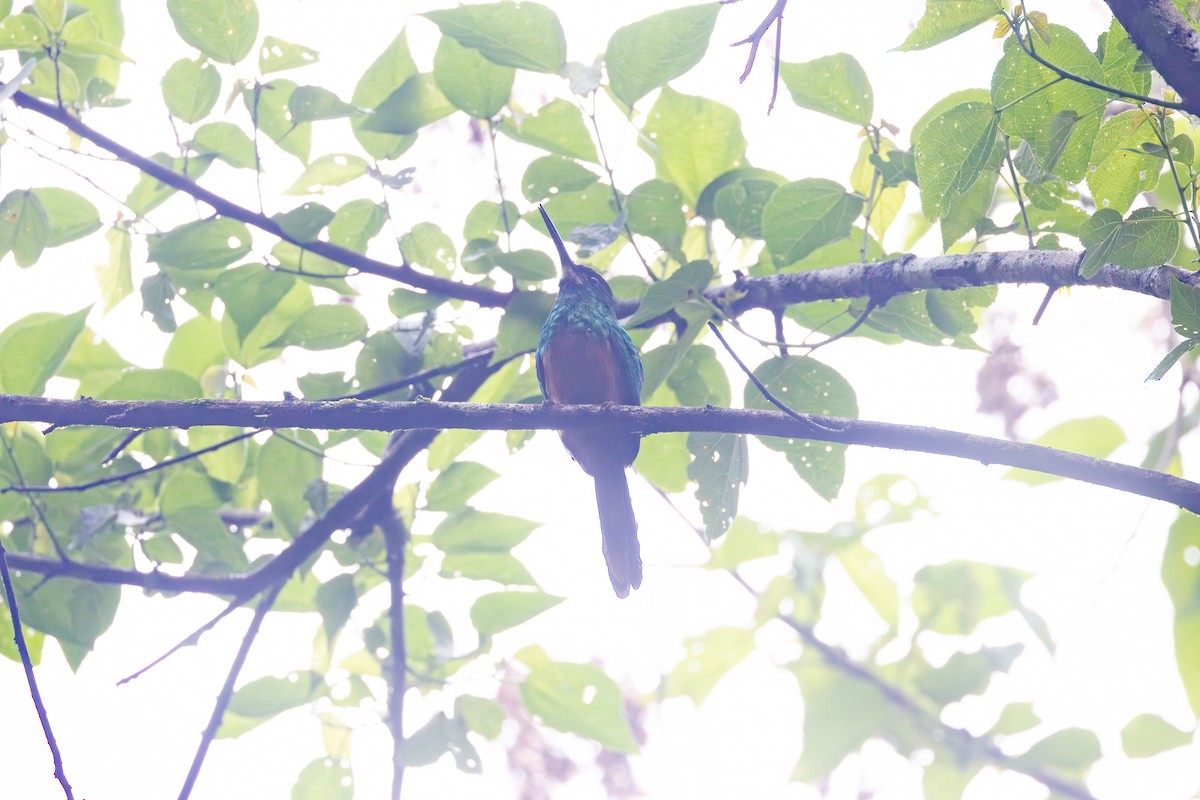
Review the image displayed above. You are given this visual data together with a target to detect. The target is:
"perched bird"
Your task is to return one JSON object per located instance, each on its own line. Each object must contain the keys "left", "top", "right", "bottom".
{"left": 535, "top": 205, "right": 645, "bottom": 597}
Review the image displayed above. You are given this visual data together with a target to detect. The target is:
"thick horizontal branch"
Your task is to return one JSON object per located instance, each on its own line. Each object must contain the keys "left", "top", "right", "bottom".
{"left": 713, "top": 250, "right": 1191, "bottom": 317}
{"left": 7, "top": 91, "right": 1191, "bottom": 323}
{"left": 3, "top": 396, "right": 1197, "bottom": 514}
{"left": 1105, "top": 0, "right": 1200, "bottom": 116}
{"left": 9, "top": 90, "right": 512, "bottom": 309}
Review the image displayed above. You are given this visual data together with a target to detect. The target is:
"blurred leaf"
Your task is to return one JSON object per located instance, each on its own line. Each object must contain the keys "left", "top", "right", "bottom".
{"left": 665, "top": 625, "right": 755, "bottom": 704}
{"left": 1120, "top": 713, "right": 1192, "bottom": 758}
{"left": 642, "top": 88, "right": 745, "bottom": 205}
{"left": 470, "top": 590, "right": 563, "bottom": 636}
{"left": 518, "top": 647, "right": 638, "bottom": 752}
{"left": 1006, "top": 416, "right": 1125, "bottom": 485}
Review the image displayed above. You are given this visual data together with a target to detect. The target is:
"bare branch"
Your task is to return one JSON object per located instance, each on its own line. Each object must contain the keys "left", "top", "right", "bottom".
{"left": 176, "top": 580, "right": 284, "bottom": 800}
{"left": 7, "top": 90, "right": 511, "bottom": 309}
{"left": 0, "top": 540, "right": 74, "bottom": 799}
{"left": 1, "top": 396, "right": 1197, "bottom": 515}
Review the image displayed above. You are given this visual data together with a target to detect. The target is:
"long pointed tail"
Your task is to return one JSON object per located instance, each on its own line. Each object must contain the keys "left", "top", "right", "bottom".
{"left": 593, "top": 463, "right": 642, "bottom": 598}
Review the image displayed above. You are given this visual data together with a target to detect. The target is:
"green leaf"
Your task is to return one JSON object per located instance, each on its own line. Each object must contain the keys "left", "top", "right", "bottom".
{"left": 1013, "top": 728, "right": 1102, "bottom": 776}
{"left": 1171, "top": 278, "right": 1200, "bottom": 339}
{"left": 192, "top": 121, "right": 257, "bottom": 169}
{"left": 188, "top": 425, "right": 247, "bottom": 484}
{"left": 665, "top": 625, "right": 755, "bottom": 704}
{"left": 351, "top": 29, "right": 418, "bottom": 160}
{"left": 0, "top": 13, "right": 49, "bottom": 50}
{"left": 696, "top": 167, "right": 787, "bottom": 239}
{"left": 605, "top": 4, "right": 719, "bottom": 107}
{"left": 762, "top": 179, "right": 864, "bottom": 269}
{"left": 1163, "top": 512, "right": 1200, "bottom": 715}
{"left": 837, "top": 541, "right": 900, "bottom": 629}
{"left": 215, "top": 264, "right": 296, "bottom": 342}
{"left": 389, "top": 288, "right": 447, "bottom": 318}
{"left": 914, "top": 102, "right": 1000, "bottom": 220}
{"left": 492, "top": 290, "right": 553, "bottom": 364}
{"left": 493, "top": 249, "right": 555, "bottom": 281}
{"left": 288, "top": 84, "right": 359, "bottom": 124}
{"left": 1086, "top": 110, "right": 1165, "bottom": 214}
{"left": 11, "top": 574, "right": 118, "bottom": 667}
{"left": 433, "top": 35, "right": 514, "bottom": 119}
{"left": 626, "top": 260, "right": 713, "bottom": 326}
{"left": 162, "top": 57, "right": 220, "bottom": 122}
{"left": 425, "top": 461, "right": 500, "bottom": 511}
{"left": 330, "top": 199, "right": 387, "bottom": 253}
{"left": 246, "top": 78, "right": 312, "bottom": 162}
{"left": 258, "top": 431, "right": 323, "bottom": 536}
{"left": 668, "top": 344, "right": 730, "bottom": 407}
{"left": 1078, "top": 207, "right": 1180, "bottom": 279}
{"left": 147, "top": 218, "right": 252, "bottom": 269}
{"left": 913, "top": 561, "right": 1027, "bottom": 635}
{"left": 1102, "top": 18, "right": 1152, "bottom": 97}
{"left": 126, "top": 153, "right": 213, "bottom": 216}
{"left": 285, "top": 153, "right": 369, "bottom": 195}
{"left": 706, "top": 517, "right": 781, "bottom": 570}
{"left": 441, "top": 551, "right": 537, "bottom": 585}
{"left": 497, "top": 97, "right": 597, "bottom": 163}
{"left": 31, "top": 187, "right": 100, "bottom": 247}
{"left": 896, "top": 0, "right": 998, "bottom": 50}
{"left": 992, "top": 24, "right": 1107, "bottom": 182}
{"left": 641, "top": 88, "right": 746, "bottom": 205}
{"left": 0, "top": 308, "right": 89, "bottom": 395}
{"left": 259, "top": 36, "right": 319, "bottom": 74}
{"left": 399, "top": 222, "right": 456, "bottom": 276}
{"left": 219, "top": 671, "right": 326, "bottom": 738}
{"left": 743, "top": 356, "right": 858, "bottom": 499}
{"left": 423, "top": 1, "right": 565, "bottom": 73}
{"left": 521, "top": 155, "right": 599, "bottom": 203}
{"left": 627, "top": 179, "right": 685, "bottom": 256}
{"left": 315, "top": 573, "right": 357, "bottom": 645}
{"left": 360, "top": 73, "right": 454, "bottom": 135}
{"left": 272, "top": 203, "right": 334, "bottom": 243}
{"left": 518, "top": 647, "right": 638, "bottom": 752}
{"left": 780, "top": 53, "right": 873, "bottom": 125}
{"left": 470, "top": 591, "right": 563, "bottom": 635}
{"left": 0, "top": 189, "right": 49, "bottom": 267}
{"left": 1121, "top": 713, "right": 1192, "bottom": 758}
{"left": 95, "top": 225, "right": 132, "bottom": 312}
{"left": 687, "top": 432, "right": 748, "bottom": 541}
{"left": 168, "top": 0, "right": 259, "bottom": 64}
{"left": 99, "top": 368, "right": 201, "bottom": 400}
{"left": 915, "top": 644, "right": 1023, "bottom": 705}
{"left": 274, "top": 305, "right": 367, "bottom": 350}
{"left": 398, "top": 712, "right": 481, "bottom": 773}
{"left": 291, "top": 758, "right": 352, "bottom": 800}
{"left": 455, "top": 695, "right": 504, "bottom": 739}
{"left": 791, "top": 650, "right": 918, "bottom": 780}
{"left": 433, "top": 509, "right": 538, "bottom": 553}
{"left": 1006, "top": 416, "right": 1126, "bottom": 484}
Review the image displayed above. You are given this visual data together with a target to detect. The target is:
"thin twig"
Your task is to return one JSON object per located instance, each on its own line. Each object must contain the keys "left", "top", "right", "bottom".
{"left": 176, "top": 579, "right": 285, "bottom": 800}
{"left": 6, "top": 90, "right": 510, "bottom": 309}
{"left": 380, "top": 501, "right": 409, "bottom": 800}
{"left": 0, "top": 539, "right": 74, "bottom": 800}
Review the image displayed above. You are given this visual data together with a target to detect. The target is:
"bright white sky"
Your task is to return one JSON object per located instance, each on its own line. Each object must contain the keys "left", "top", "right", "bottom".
{"left": 3, "top": 1, "right": 1199, "bottom": 799}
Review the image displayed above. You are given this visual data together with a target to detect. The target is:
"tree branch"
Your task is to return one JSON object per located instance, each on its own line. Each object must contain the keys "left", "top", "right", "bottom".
{"left": 7, "top": 90, "right": 511, "bottom": 309}
{"left": 1104, "top": 0, "right": 1200, "bottom": 116}
{"left": 0, "top": 539, "right": 74, "bottom": 799}
{"left": 177, "top": 580, "right": 285, "bottom": 800}
{"left": 2, "top": 396, "right": 1197, "bottom": 514}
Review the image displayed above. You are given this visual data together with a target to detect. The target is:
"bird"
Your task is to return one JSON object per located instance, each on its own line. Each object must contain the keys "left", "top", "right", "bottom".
{"left": 534, "top": 205, "right": 645, "bottom": 598}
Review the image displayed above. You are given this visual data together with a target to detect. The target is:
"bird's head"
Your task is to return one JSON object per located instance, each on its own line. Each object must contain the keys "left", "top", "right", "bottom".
{"left": 559, "top": 261, "right": 617, "bottom": 311}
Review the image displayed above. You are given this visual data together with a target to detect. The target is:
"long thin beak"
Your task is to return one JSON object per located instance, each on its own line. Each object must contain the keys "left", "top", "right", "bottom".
{"left": 538, "top": 204, "right": 573, "bottom": 270}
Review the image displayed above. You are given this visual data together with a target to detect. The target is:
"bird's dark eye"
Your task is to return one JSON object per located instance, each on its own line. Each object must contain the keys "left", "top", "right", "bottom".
{"left": 589, "top": 275, "right": 603, "bottom": 287}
